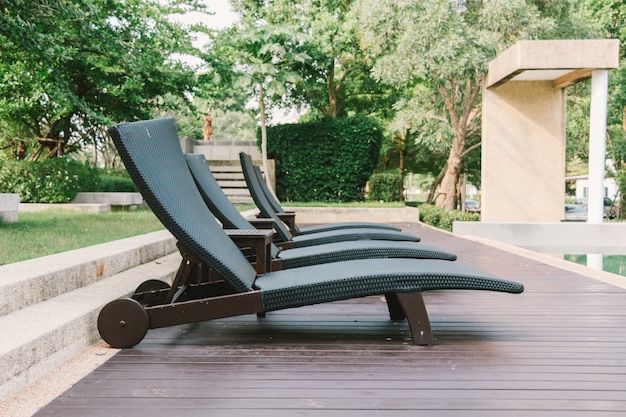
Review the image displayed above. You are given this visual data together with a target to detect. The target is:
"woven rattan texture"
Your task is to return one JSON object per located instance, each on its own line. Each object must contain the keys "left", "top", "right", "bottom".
{"left": 108, "top": 118, "right": 258, "bottom": 292}
{"left": 256, "top": 258, "right": 524, "bottom": 311}
{"left": 279, "top": 240, "right": 457, "bottom": 269}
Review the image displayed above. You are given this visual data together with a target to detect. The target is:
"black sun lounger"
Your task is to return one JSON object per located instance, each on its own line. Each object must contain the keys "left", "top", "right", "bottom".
{"left": 238, "top": 152, "right": 419, "bottom": 246}
{"left": 185, "top": 152, "right": 457, "bottom": 269}
{"left": 241, "top": 151, "right": 403, "bottom": 235}
{"left": 98, "top": 117, "right": 524, "bottom": 348}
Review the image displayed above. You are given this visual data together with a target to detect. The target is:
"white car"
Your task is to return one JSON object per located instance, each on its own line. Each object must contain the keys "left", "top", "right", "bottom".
{"left": 465, "top": 200, "right": 480, "bottom": 213}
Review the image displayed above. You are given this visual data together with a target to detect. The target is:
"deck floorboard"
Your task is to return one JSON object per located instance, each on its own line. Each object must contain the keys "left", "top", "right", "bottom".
{"left": 33, "top": 223, "right": 626, "bottom": 416}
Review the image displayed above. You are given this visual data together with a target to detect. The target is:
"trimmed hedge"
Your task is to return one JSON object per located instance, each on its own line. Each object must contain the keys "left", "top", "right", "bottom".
{"left": 263, "top": 116, "right": 383, "bottom": 202}
{"left": 96, "top": 173, "right": 138, "bottom": 192}
{"left": 0, "top": 158, "right": 100, "bottom": 203}
{"left": 368, "top": 172, "right": 403, "bottom": 202}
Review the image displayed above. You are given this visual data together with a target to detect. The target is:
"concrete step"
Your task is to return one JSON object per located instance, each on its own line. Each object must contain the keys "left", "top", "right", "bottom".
{"left": 0, "top": 230, "right": 176, "bottom": 317}
{"left": 0, "top": 232, "right": 181, "bottom": 402}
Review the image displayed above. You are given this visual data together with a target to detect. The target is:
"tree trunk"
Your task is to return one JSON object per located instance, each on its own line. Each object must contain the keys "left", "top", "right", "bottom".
{"left": 326, "top": 63, "right": 338, "bottom": 118}
{"left": 435, "top": 78, "right": 481, "bottom": 211}
{"left": 426, "top": 163, "right": 447, "bottom": 204}
{"left": 398, "top": 131, "right": 407, "bottom": 178}
{"left": 437, "top": 137, "right": 463, "bottom": 211}
{"left": 258, "top": 82, "right": 273, "bottom": 192}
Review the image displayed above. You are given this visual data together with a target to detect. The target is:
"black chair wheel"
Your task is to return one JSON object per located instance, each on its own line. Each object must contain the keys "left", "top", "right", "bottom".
{"left": 97, "top": 298, "right": 149, "bottom": 348}
{"left": 134, "top": 279, "right": 171, "bottom": 295}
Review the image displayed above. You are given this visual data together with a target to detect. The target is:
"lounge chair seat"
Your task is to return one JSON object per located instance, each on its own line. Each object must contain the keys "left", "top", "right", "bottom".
{"left": 98, "top": 117, "right": 524, "bottom": 348}
{"left": 184, "top": 153, "right": 457, "bottom": 269}
{"left": 239, "top": 152, "right": 419, "bottom": 245}
{"left": 281, "top": 226, "right": 420, "bottom": 247}
{"left": 246, "top": 160, "right": 402, "bottom": 235}
{"left": 255, "top": 258, "right": 520, "bottom": 311}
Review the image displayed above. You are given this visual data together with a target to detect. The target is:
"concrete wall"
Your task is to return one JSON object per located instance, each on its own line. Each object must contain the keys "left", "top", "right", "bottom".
{"left": 453, "top": 221, "right": 626, "bottom": 254}
{"left": 281, "top": 206, "right": 420, "bottom": 224}
{"left": 482, "top": 81, "right": 566, "bottom": 222}
{"left": 73, "top": 192, "right": 143, "bottom": 206}
{"left": 192, "top": 140, "right": 263, "bottom": 161}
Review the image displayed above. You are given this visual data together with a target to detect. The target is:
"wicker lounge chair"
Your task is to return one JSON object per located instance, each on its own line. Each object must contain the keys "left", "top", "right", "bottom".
{"left": 239, "top": 151, "right": 404, "bottom": 236}
{"left": 251, "top": 159, "right": 403, "bottom": 235}
{"left": 238, "top": 152, "right": 420, "bottom": 247}
{"left": 97, "top": 117, "right": 524, "bottom": 348}
{"left": 185, "top": 153, "right": 457, "bottom": 270}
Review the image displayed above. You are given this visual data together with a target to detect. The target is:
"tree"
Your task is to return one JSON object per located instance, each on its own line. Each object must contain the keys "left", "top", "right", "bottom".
{"left": 356, "top": 0, "right": 591, "bottom": 211}
{"left": 202, "top": 23, "right": 309, "bottom": 190}
{"left": 230, "top": 0, "right": 394, "bottom": 120}
{"left": 584, "top": 0, "right": 626, "bottom": 212}
{"left": 0, "top": 0, "right": 201, "bottom": 161}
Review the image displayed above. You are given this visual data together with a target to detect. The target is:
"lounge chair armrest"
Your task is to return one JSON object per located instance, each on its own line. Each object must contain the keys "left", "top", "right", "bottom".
{"left": 274, "top": 241, "right": 295, "bottom": 250}
{"left": 249, "top": 218, "right": 275, "bottom": 230}
{"left": 225, "top": 229, "right": 274, "bottom": 275}
{"left": 276, "top": 212, "right": 297, "bottom": 235}
{"left": 255, "top": 212, "right": 297, "bottom": 235}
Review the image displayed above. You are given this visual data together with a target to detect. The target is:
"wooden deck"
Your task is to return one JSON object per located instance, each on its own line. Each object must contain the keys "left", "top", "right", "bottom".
{"left": 33, "top": 223, "right": 626, "bottom": 416}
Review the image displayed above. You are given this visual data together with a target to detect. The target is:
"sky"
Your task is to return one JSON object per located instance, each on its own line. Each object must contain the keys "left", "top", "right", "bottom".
{"left": 168, "top": 1, "right": 237, "bottom": 68}
{"left": 172, "top": 0, "right": 239, "bottom": 32}
{"left": 205, "top": 0, "right": 238, "bottom": 29}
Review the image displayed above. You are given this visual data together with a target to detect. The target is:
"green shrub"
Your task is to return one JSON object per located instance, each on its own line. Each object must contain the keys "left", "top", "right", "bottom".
{"left": 96, "top": 173, "right": 138, "bottom": 192}
{"left": 418, "top": 203, "right": 480, "bottom": 231}
{"left": 263, "top": 116, "right": 383, "bottom": 202}
{"left": 368, "top": 172, "right": 404, "bottom": 202}
{"left": 0, "top": 158, "right": 100, "bottom": 203}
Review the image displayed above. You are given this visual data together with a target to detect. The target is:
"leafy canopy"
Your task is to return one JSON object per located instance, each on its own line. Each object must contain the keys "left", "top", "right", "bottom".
{"left": 0, "top": 0, "right": 203, "bottom": 159}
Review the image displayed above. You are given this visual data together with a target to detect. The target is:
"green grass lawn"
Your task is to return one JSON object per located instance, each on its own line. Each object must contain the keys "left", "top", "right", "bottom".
{"left": 0, "top": 202, "right": 409, "bottom": 266}
{"left": 0, "top": 209, "right": 164, "bottom": 265}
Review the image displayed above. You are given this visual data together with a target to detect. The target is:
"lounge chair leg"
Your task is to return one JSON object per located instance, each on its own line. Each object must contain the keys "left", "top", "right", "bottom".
{"left": 384, "top": 293, "right": 406, "bottom": 320}
{"left": 396, "top": 292, "right": 433, "bottom": 346}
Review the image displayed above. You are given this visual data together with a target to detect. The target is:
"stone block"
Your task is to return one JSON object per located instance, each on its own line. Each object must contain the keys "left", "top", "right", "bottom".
{"left": 73, "top": 192, "right": 143, "bottom": 206}
{"left": 0, "top": 194, "right": 19, "bottom": 223}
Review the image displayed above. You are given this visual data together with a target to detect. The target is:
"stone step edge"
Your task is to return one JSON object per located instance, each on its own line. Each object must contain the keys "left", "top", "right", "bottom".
{"left": 0, "top": 229, "right": 177, "bottom": 318}
{"left": 0, "top": 251, "right": 181, "bottom": 402}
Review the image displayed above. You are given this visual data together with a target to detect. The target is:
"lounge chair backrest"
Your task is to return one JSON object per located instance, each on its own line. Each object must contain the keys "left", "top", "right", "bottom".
{"left": 252, "top": 164, "right": 302, "bottom": 235}
{"left": 108, "top": 118, "right": 258, "bottom": 292}
{"left": 239, "top": 152, "right": 293, "bottom": 242}
{"left": 185, "top": 153, "right": 255, "bottom": 230}
{"left": 252, "top": 165, "right": 283, "bottom": 214}
{"left": 185, "top": 153, "right": 281, "bottom": 259}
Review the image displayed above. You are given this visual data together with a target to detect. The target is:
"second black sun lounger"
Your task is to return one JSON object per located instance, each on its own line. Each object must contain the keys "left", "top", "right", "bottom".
{"left": 185, "top": 153, "right": 457, "bottom": 269}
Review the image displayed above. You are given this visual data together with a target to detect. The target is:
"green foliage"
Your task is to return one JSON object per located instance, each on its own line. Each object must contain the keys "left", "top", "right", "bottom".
{"left": 95, "top": 172, "right": 138, "bottom": 193}
{"left": 0, "top": 158, "right": 100, "bottom": 203}
{"left": 584, "top": 0, "right": 626, "bottom": 199}
{"left": 203, "top": 24, "right": 309, "bottom": 111}
{"left": 418, "top": 203, "right": 480, "bottom": 232}
{"left": 356, "top": 0, "right": 594, "bottom": 210}
{"left": 0, "top": 0, "right": 200, "bottom": 159}
{"left": 264, "top": 116, "right": 383, "bottom": 202}
{"left": 367, "top": 172, "right": 404, "bottom": 202}
{"left": 230, "top": 0, "right": 392, "bottom": 119}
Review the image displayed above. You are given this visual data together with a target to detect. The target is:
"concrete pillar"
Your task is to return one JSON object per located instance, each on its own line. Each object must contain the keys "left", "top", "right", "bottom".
{"left": 587, "top": 70, "right": 609, "bottom": 224}
{"left": 481, "top": 40, "right": 619, "bottom": 223}
{"left": 482, "top": 81, "right": 566, "bottom": 222}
